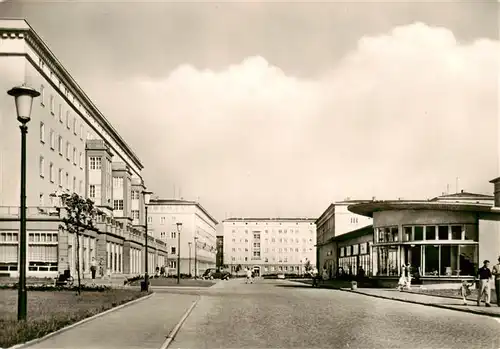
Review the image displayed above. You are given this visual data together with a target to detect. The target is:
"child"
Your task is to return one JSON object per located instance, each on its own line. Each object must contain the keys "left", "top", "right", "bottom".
{"left": 397, "top": 274, "right": 408, "bottom": 291}
{"left": 459, "top": 280, "right": 473, "bottom": 305}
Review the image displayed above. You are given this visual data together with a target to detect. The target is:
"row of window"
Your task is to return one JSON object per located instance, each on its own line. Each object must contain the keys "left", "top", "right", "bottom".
{"left": 230, "top": 265, "right": 302, "bottom": 273}
{"left": 39, "top": 122, "right": 85, "bottom": 166}
{"left": 39, "top": 86, "right": 86, "bottom": 141}
{"left": 339, "top": 242, "right": 370, "bottom": 258}
{"left": 376, "top": 225, "right": 478, "bottom": 243}
{"left": 231, "top": 237, "right": 313, "bottom": 244}
{"left": 230, "top": 221, "right": 314, "bottom": 226}
{"left": 230, "top": 255, "right": 309, "bottom": 262}
{"left": 232, "top": 247, "right": 310, "bottom": 253}
{"left": 231, "top": 228, "right": 314, "bottom": 234}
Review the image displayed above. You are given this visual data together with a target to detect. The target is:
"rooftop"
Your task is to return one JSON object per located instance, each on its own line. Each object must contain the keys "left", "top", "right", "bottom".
{"left": 223, "top": 217, "right": 316, "bottom": 223}
{"left": 148, "top": 199, "right": 218, "bottom": 225}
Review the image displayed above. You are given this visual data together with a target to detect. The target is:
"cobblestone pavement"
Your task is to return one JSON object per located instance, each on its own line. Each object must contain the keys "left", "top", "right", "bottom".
{"left": 170, "top": 278, "right": 500, "bottom": 349}
{"left": 25, "top": 292, "right": 198, "bottom": 349}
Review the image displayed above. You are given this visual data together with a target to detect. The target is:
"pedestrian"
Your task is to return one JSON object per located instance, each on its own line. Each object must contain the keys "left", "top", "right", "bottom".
{"left": 90, "top": 257, "right": 97, "bottom": 280}
{"left": 322, "top": 267, "right": 328, "bottom": 284}
{"left": 476, "top": 259, "right": 492, "bottom": 307}
{"left": 492, "top": 256, "right": 500, "bottom": 306}
{"left": 246, "top": 268, "right": 253, "bottom": 284}
{"left": 459, "top": 280, "right": 473, "bottom": 305}
{"left": 406, "top": 263, "right": 412, "bottom": 290}
{"left": 160, "top": 265, "right": 165, "bottom": 277}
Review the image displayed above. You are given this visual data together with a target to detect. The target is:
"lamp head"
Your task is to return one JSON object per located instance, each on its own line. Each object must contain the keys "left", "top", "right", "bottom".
{"left": 142, "top": 190, "right": 153, "bottom": 205}
{"left": 176, "top": 222, "right": 183, "bottom": 233}
{"left": 7, "top": 85, "right": 40, "bottom": 124}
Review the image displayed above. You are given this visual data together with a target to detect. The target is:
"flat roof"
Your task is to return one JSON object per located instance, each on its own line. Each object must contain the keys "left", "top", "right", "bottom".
{"left": 223, "top": 217, "right": 316, "bottom": 223}
{"left": 348, "top": 200, "right": 496, "bottom": 218}
{"left": 149, "top": 199, "right": 218, "bottom": 225}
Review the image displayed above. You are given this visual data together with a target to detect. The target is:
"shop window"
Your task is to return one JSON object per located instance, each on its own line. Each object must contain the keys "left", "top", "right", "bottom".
{"left": 425, "top": 226, "right": 436, "bottom": 240}
{"left": 451, "top": 226, "right": 462, "bottom": 240}
{"left": 438, "top": 226, "right": 449, "bottom": 240}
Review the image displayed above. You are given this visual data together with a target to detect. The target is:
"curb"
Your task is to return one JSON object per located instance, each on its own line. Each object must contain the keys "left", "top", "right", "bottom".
{"left": 341, "top": 289, "right": 500, "bottom": 319}
{"left": 9, "top": 292, "right": 155, "bottom": 349}
{"left": 160, "top": 297, "right": 200, "bottom": 349}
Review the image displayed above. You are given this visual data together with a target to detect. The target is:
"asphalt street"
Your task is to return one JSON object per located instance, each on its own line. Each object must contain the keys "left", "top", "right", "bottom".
{"left": 166, "top": 278, "right": 500, "bottom": 349}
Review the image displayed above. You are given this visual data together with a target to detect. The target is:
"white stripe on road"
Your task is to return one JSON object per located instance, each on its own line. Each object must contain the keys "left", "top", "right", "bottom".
{"left": 160, "top": 297, "right": 200, "bottom": 349}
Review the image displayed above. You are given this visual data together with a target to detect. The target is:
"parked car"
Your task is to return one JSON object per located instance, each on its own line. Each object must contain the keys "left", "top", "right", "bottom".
{"left": 277, "top": 273, "right": 285, "bottom": 279}
{"left": 201, "top": 268, "right": 230, "bottom": 280}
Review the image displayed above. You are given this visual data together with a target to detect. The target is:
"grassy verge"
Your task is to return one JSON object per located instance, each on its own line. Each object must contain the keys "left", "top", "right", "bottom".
{"left": 130, "top": 277, "right": 215, "bottom": 287}
{"left": 405, "top": 288, "right": 498, "bottom": 304}
{"left": 0, "top": 288, "right": 150, "bottom": 348}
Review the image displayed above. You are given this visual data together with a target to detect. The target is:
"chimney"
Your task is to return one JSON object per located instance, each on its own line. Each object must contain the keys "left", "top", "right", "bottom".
{"left": 490, "top": 177, "right": 500, "bottom": 207}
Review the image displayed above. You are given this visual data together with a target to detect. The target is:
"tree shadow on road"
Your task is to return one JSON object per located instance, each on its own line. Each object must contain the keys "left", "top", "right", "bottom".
{"left": 274, "top": 284, "right": 316, "bottom": 289}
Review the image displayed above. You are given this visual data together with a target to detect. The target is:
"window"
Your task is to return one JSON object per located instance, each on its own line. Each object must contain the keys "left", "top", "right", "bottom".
{"left": 66, "top": 142, "right": 70, "bottom": 159}
{"left": 39, "top": 156, "right": 44, "bottom": 177}
{"left": 89, "top": 157, "right": 101, "bottom": 170}
{"left": 438, "top": 226, "right": 449, "bottom": 240}
{"left": 414, "top": 226, "right": 424, "bottom": 240}
{"left": 160, "top": 217, "right": 165, "bottom": 225}
{"left": 73, "top": 147, "right": 77, "bottom": 164}
{"left": 113, "top": 177, "right": 123, "bottom": 188}
{"left": 40, "top": 122, "right": 45, "bottom": 143}
{"left": 113, "top": 199, "right": 124, "bottom": 210}
{"left": 65, "top": 172, "right": 69, "bottom": 189}
{"left": 59, "top": 104, "right": 63, "bottom": 122}
{"left": 72, "top": 176, "right": 76, "bottom": 192}
{"left": 40, "top": 85, "right": 45, "bottom": 106}
{"left": 49, "top": 162, "right": 54, "bottom": 182}
{"left": 171, "top": 247, "right": 176, "bottom": 255}
{"left": 39, "top": 193, "right": 44, "bottom": 206}
{"left": 66, "top": 110, "right": 70, "bottom": 128}
{"left": 79, "top": 152, "right": 83, "bottom": 168}
{"left": 451, "top": 225, "right": 463, "bottom": 240}
{"left": 131, "top": 191, "right": 139, "bottom": 200}
{"left": 79, "top": 180, "right": 83, "bottom": 195}
{"left": 80, "top": 124, "right": 84, "bottom": 140}
{"left": 426, "top": 226, "right": 436, "bottom": 240}
{"left": 352, "top": 244, "right": 359, "bottom": 255}
{"left": 73, "top": 118, "right": 77, "bottom": 135}
{"left": 147, "top": 216, "right": 152, "bottom": 223}
{"left": 171, "top": 232, "right": 176, "bottom": 239}
{"left": 49, "top": 129, "right": 55, "bottom": 149}
{"left": 58, "top": 169, "right": 63, "bottom": 187}
{"left": 50, "top": 95, "right": 55, "bottom": 114}
{"left": 89, "top": 185, "right": 96, "bottom": 198}
{"left": 58, "top": 136, "right": 63, "bottom": 154}
{"left": 132, "top": 210, "right": 139, "bottom": 220}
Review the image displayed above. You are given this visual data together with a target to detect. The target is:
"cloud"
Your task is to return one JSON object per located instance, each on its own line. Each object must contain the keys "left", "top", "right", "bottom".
{"left": 89, "top": 22, "right": 499, "bottom": 219}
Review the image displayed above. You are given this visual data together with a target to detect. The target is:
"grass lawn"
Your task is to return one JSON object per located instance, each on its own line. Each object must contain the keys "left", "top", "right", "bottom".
{"left": 131, "top": 277, "right": 215, "bottom": 287}
{"left": 0, "top": 288, "right": 149, "bottom": 348}
{"left": 406, "top": 288, "right": 498, "bottom": 304}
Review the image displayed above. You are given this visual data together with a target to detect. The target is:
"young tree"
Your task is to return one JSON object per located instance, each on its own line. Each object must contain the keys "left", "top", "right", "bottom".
{"left": 55, "top": 192, "right": 97, "bottom": 295}
{"left": 304, "top": 260, "right": 312, "bottom": 273}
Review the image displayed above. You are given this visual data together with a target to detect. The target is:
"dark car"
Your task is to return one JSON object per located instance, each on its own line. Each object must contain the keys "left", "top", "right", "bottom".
{"left": 202, "top": 268, "right": 230, "bottom": 280}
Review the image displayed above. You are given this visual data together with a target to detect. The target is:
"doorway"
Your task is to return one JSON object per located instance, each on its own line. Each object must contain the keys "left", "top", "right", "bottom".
{"left": 252, "top": 266, "right": 261, "bottom": 277}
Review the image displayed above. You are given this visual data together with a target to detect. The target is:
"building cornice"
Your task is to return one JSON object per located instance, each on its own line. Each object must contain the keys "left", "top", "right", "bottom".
{"left": 0, "top": 19, "right": 144, "bottom": 175}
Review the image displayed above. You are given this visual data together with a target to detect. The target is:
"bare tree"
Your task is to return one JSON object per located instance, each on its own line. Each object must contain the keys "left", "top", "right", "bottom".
{"left": 54, "top": 193, "right": 97, "bottom": 295}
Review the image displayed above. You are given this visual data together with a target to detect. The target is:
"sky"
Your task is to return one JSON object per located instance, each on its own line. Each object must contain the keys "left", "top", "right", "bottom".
{"left": 0, "top": 0, "right": 499, "bottom": 221}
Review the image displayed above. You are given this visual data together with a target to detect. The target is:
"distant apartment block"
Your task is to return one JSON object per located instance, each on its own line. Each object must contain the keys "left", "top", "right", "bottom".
{"left": 222, "top": 218, "right": 317, "bottom": 276}
{"left": 147, "top": 199, "right": 218, "bottom": 276}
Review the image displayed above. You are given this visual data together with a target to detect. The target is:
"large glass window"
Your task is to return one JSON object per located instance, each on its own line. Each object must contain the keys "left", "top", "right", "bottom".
{"left": 414, "top": 226, "right": 424, "bottom": 240}
{"left": 424, "top": 245, "right": 439, "bottom": 275}
{"left": 425, "top": 226, "right": 436, "bottom": 240}
{"left": 464, "top": 225, "right": 478, "bottom": 242}
{"left": 403, "top": 227, "right": 412, "bottom": 242}
{"left": 438, "top": 226, "right": 449, "bottom": 240}
{"left": 376, "top": 246, "right": 399, "bottom": 276}
{"left": 459, "top": 245, "right": 478, "bottom": 276}
{"left": 451, "top": 226, "right": 462, "bottom": 240}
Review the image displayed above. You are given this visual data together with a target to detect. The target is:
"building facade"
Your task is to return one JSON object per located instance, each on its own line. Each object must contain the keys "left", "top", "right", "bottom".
{"left": 315, "top": 200, "right": 373, "bottom": 279}
{"left": 147, "top": 199, "right": 218, "bottom": 276}
{"left": 222, "top": 218, "right": 317, "bottom": 276}
{"left": 348, "top": 188, "right": 500, "bottom": 286}
{"left": 216, "top": 235, "right": 224, "bottom": 270}
{"left": 0, "top": 19, "right": 167, "bottom": 279}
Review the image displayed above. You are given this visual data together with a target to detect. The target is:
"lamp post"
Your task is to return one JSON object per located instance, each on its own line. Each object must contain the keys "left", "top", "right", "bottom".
{"left": 194, "top": 236, "right": 198, "bottom": 279}
{"left": 176, "top": 223, "right": 182, "bottom": 284}
{"left": 188, "top": 242, "right": 192, "bottom": 277}
{"left": 142, "top": 191, "right": 153, "bottom": 292}
{"left": 8, "top": 85, "right": 40, "bottom": 322}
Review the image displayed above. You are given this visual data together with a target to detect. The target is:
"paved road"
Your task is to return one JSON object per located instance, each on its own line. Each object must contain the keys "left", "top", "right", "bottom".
{"left": 169, "top": 278, "right": 500, "bottom": 349}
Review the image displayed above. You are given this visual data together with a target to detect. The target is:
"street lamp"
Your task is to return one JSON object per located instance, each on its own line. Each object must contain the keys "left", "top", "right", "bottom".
{"left": 8, "top": 85, "right": 40, "bottom": 322}
{"left": 188, "top": 242, "right": 192, "bottom": 277}
{"left": 194, "top": 236, "right": 198, "bottom": 279}
{"left": 142, "top": 190, "right": 153, "bottom": 292}
{"left": 176, "top": 222, "right": 182, "bottom": 284}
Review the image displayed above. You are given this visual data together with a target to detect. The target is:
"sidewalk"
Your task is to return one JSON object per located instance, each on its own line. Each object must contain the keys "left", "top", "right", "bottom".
{"left": 343, "top": 287, "right": 500, "bottom": 318}
{"left": 21, "top": 292, "right": 199, "bottom": 349}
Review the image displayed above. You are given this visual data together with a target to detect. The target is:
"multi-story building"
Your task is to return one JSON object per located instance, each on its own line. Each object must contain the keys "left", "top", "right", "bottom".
{"left": 0, "top": 19, "right": 167, "bottom": 279}
{"left": 147, "top": 199, "right": 218, "bottom": 276}
{"left": 316, "top": 200, "right": 373, "bottom": 279}
{"left": 222, "top": 218, "right": 317, "bottom": 276}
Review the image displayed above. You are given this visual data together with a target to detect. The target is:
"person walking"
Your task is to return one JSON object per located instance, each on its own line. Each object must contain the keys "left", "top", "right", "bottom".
{"left": 90, "top": 257, "right": 97, "bottom": 280}
{"left": 246, "top": 268, "right": 253, "bottom": 284}
{"left": 406, "top": 263, "right": 412, "bottom": 290}
{"left": 476, "top": 260, "right": 492, "bottom": 307}
{"left": 492, "top": 256, "right": 500, "bottom": 306}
